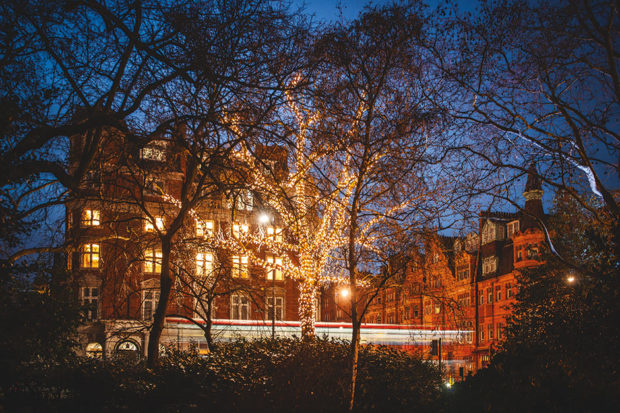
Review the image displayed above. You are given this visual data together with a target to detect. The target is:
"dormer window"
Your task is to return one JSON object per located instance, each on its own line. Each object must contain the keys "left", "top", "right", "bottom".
{"left": 507, "top": 221, "right": 520, "bottom": 238}
{"left": 482, "top": 221, "right": 505, "bottom": 244}
{"left": 482, "top": 256, "right": 498, "bottom": 275}
{"left": 140, "top": 140, "right": 167, "bottom": 162}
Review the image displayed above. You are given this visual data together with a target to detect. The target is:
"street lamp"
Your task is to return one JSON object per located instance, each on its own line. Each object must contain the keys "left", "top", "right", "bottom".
{"left": 340, "top": 287, "right": 350, "bottom": 298}
{"left": 258, "top": 212, "right": 276, "bottom": 339}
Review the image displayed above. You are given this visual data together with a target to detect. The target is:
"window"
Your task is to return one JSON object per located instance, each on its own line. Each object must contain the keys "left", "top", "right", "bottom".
{"left": 231, "top": 294, "right": 250, "bottom": 320}
{"left": 231, "top": 255, "right": 249, "bottom": 278}
{"left": 482, "top": 256, "right": 497, "bottom": 275}
{"left": 196, "top": 220, "right": 214, "bottom": 237}
{"left": 266, "top": 296, "right": 284, "bottom": 321}
{"left": 411, "top": 306, "right": 419, "bottom": 319}
{"left": 265, "top": 255, "right": 283, "bottom": 280}
{"left": 266, "top": 226, "right": 283, "bottom": 242}
{"left": 227, "top": 190, "right": 253, "bottom": 211}
{"left": 507, "top": 221, "right": 519, "bottom": 238}
{"left": 82, "top": 209, "right": 100, "bottom": 226}
{"left": 196, "top": 252, "right": 213, "bottom": 276}
{"left": 506, "top": 284, "right": 513, "bottom": 299}
{"left": 140, "top": 140, "right": 167, "bottom": 161}
{"left": 496, "top": 286, "right": 502, "bottom": 301}
{"left": 240, "top": 190, "right": 253, "bottom": 211}
{"left": 145, "top": 216, "right": 164, "bottom": 232}
{"left": 387, "top": 312, "right": 395, "bottom": 323}
{"left": 481, "top": 222, "right": 495, "bottom": 244}
{"left": 488, "top": 324, "right": 494, "bottom": 340}
{"left": 497, "top": 323, "right": 504, "bottom": 340}
{"left": 479, "top": 290, "right": 484, "bottom": 305}
{"left": 81, "top": 243, "right": 100, "bottom": 268}
{"left": 81, "top": 287, "right": 99, "bottom": 320}
{"left": 480, "top": 329, "right": 485, "bottom": 341}
{"left": 314, "top": 297, "right": 321, "bottom": 321}
{"left": 487, "top": 288, "right": 493, "bottom": 303}
{"left": 456, "top": 264, "right": 470, "bottom": 282}
{"left": 458, "top": 293, "right": 470, "bottom": 309}
{"left": 144, "top": 247, "right": 162, "bottom": 273}
{"left": 143, "top": 289, "right": 160, "bottom": 320}
{"left": 85, "top": 342, "right": 103, "bottom": 358}
{"left": 232, "top": 223, "right": 249, "bottom": 238}
{"left": 516, "top": 248, "right": 523, "bottom": 262}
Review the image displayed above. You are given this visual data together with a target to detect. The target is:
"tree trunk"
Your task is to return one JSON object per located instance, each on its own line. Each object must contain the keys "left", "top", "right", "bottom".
{"left": 349, "top": 317, "right": 361, "bottom": 412}
{"left": 147, "top": 237, "right": 172, "bottom": 368}
{"left": 298, "top": 279, "right": 316, "bottom": 339}
{"left": 205, "top": 298, "right": 215, "bottom": 352}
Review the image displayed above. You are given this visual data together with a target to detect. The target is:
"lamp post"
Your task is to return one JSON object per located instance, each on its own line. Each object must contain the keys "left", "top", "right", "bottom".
{"left": 259, "top": 212, "right": 276, "bottom": 339}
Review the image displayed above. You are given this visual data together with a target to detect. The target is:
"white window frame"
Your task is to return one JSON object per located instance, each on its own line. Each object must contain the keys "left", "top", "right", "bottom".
{"left": 265, "top": 255, "right": 283, "bottom": 280}
{"left": 507, "top": 220, "right": 520, "bottom": 238}
{"left": 196, "top": 251, "right": 214, "bottom": 276}
{"left": 231, "top": 255, "right": 249, "bottom": 278}
{"left": 266, "top": 295, "right": 284, "bottom": 321}
{"left": 231, "top": 293, "right": 250, "bottom": 320}
{"left": 482, "top": 256, "right": 497, "bottom": 275}
{"left": 80, "top": 286, "right": 99, "bottom": 320}
{"left": 266, "top": 226, "right": 283, "bottom": 242}
{"left": 142, "top": 289, "right": 160, "bottom": 320}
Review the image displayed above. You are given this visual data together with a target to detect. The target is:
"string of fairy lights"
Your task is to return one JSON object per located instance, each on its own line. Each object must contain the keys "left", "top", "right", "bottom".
{"left": 155, "top": 78, "right": 407, "bottom": 337}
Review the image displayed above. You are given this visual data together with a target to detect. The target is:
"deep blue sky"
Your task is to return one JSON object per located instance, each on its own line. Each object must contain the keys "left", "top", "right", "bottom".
{"left": 301, "top": 0, "right": 480, "bottom": 22}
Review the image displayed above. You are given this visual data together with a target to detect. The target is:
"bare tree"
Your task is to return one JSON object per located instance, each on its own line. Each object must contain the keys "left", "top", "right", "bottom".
{"left": 426, "top": 0, "right": 620, "bottom": 261}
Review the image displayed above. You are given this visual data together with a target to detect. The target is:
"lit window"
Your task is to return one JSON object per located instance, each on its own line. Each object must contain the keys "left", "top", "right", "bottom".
{"left": 143, "top": 289, "right": 160, "bottom": 320}
{"left": 196, "top": 252, "right": 214, "bottom": 276}
{"left": 85, "top": 342, "right": 103, "bottom": 358}
{"left": 266, "top": 226, "right": 283, "bottom": 242}
{"left": 145, "top": 216, "right": 164, "bottom": 232}
{"left": 140, "top": 140, "right": 167, "bottom": 161}
{"left": 81, "top": 244, "right": 100, "bottom": 268}
{"left": 231, "top": 255, "right": 249, "bottom": 278}
{"left": 144, "top": 248, "right": 162, "bottom": 273}
{"left": 82, "top": 209, "right": 100, "bottom": 226}
{"left": 231, "top": 294, "right": 250, "bottom": 320}
{"left": 434, "top": 303, "right": 441, "bottom": 314}
{"left": 266, "top": 296, "right": 284, "bottom": 321}
{"left": 232, "top": 223, "right": 249, "bottom": 238}
{"left": 265, "top": 255, "right": 283, "bottom": 280}
{"left": 196, "top": 220, "right": 214, "bottom": 237}
{"left": 81, "top": 287, "right": 99, "bottom": 320}
{"left": 481, "top": 222, "right": 495, "bottom": 244}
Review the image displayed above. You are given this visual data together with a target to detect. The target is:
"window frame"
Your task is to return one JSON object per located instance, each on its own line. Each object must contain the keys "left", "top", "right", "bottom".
{"left": 80, "top": 243, "right": 100, "bottom": 269}
{"left": 231, "top": 293, "right": 250, "bottom": 320}
{"left": 81, "top": 209, "right": 100, "bottom": 227}
{"left": 144, "top": 247, "right": 162, "bottom": 274}
{"left": 231, "top": 255, "right": 249, "bottom": 278}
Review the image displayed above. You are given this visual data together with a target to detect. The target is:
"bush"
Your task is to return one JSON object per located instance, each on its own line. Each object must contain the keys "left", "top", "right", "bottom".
{"left": 2, "top": 337, "right": 441, "bottom": 412}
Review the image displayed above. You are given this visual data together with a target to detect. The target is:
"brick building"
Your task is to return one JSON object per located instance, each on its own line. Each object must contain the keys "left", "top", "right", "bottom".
{"left": 365, "top": 163, "right": 545, "bottom": 378}
{"left": 67, "top": 131, "right": 334, "bottom": 358}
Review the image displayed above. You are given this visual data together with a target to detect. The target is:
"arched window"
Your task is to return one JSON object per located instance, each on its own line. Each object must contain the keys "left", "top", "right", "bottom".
{"left": 115, "top": 340, "right": 140, "bottom": 360}
{"left": 85, "top": 342, "right": 103, "bottom": 358}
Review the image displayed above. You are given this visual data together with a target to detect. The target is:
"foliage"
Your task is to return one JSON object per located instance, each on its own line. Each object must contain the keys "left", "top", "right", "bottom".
{"left": 0, "top": 260, "right": 82, "bottom": 397}
{"left": 2, "top": 337, "right": 441, "bottom": 412}
{"left": 441, "top": 194, "right": 620, "bottom": 412}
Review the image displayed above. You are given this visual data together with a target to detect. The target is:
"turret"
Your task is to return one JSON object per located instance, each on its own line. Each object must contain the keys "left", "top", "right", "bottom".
{"left": 521, "top": 162, "right": 544, "bottom": 231}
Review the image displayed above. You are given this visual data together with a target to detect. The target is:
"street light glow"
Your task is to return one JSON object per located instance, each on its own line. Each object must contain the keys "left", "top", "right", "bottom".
{"left": 340, "top": 288, "right": 350, "bottom": 298}
{"left": 258, "top": 213, "right": 271, "bottom": 224}
{"left": 567, "top": 275, "right": 576, "bottom": 284}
